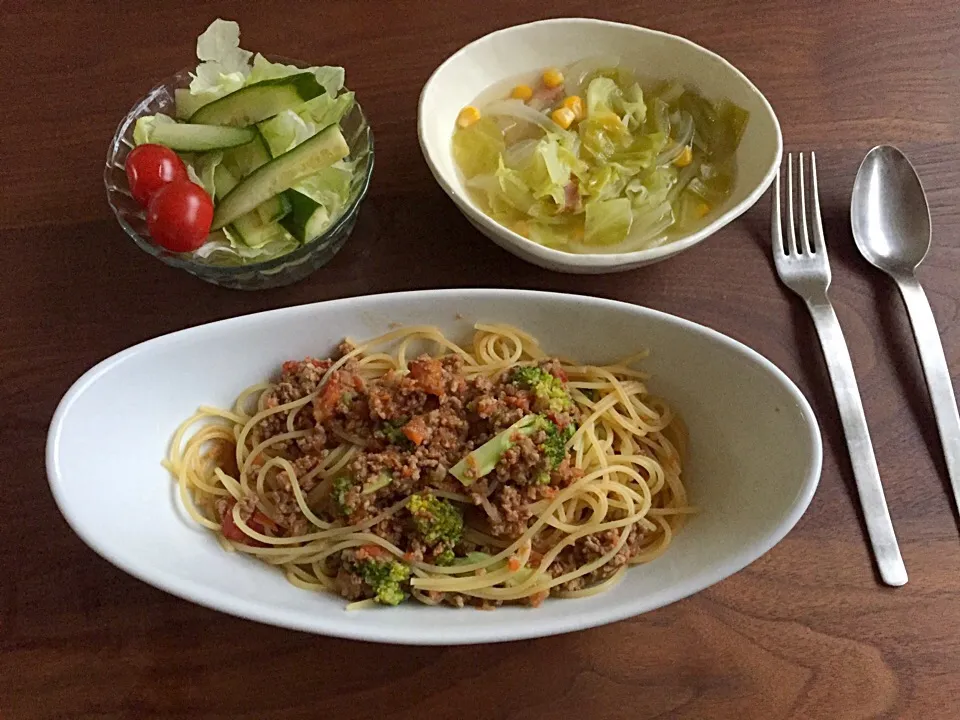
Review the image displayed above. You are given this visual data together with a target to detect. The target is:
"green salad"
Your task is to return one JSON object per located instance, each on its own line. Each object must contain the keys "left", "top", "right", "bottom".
{"left": 132, "top": 19, "right": 361, "bottom": 265}
{"left": 452, "top": 60, "right": 749, "bottom": 252}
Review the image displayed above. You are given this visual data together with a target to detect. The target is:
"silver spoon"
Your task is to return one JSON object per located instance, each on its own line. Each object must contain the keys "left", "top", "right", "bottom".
{"left": 851, "top": 145, "right": 960, "bottom": 523}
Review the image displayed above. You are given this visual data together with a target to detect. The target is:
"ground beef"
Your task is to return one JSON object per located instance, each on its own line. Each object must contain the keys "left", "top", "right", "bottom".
{"left": 549, "top": 527, "right": 645, "bottom": 593}
{"left": 247, "top": 346, "right": 602, "bottom": 603}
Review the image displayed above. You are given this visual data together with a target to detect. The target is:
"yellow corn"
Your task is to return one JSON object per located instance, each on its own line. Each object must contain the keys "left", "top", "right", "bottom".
{"left": 457, "top": 106, "right": 481, "bottom": 128}
{"left": 550, "top": 107, "right": 577, "bottom": 129}
{"left": 674, "top": 146, "right": 693, "bottom": 167}
{"left": 562, "top": 95, "right": 585, "bottom": 120}
{"left": 542, "top": 68, "right": 564, "bottom": 88}
{"left": 697, "top": 202, "right": 711, "bottom": 218}
{"left": 510, "top": 84, "right": 534, "bottom": 102}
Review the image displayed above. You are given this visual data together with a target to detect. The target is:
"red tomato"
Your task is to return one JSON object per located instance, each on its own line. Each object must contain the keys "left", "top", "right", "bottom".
{"left": 147, "top": 181, "right": 214, "bottom": 253}
{"left": 124, "top": 144, "right": 187, "bottom": 207}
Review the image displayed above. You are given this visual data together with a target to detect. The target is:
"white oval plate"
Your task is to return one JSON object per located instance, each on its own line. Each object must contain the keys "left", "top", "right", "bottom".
{"left": 47, "top": 290, "right": 820, "bottom": 645}
{"left": 419, "top": 19, "right": 783, "bottom": 273}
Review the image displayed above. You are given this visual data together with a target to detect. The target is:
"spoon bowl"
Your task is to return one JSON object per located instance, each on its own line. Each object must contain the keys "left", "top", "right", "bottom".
{"left": 851, "top": 145, "right": 931, "bottom": 276}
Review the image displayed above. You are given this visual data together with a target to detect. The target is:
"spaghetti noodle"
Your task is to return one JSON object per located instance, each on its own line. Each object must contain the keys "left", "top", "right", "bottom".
{"left": 164, "top": 324, "right": 691, "bottom": 608}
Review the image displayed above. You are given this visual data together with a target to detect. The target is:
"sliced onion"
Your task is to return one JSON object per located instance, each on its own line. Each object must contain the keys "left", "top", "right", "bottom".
{"left": 502, "top": 138, "right": 539, "bottom": 168}
{"left": 566, "top": 55, "right": 621, "bottom": 97}
{"left": 485, "top": 99, "right": 563, "bottom": 134}
{"left": 656, "top": 111, "right": 694, "bottom": 166}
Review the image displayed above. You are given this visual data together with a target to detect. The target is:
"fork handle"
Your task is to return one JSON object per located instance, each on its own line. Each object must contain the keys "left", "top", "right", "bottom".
{"left": 895, "top": 274, "right": 960, "bottom": 520}
{"left": 808, "top": 301, "right": 908, "bottom": 586}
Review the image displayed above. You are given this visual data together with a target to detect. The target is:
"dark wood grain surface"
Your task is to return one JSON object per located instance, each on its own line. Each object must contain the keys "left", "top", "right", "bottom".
{"left": 3, "top": 1, "right": 960, "bottom": 717}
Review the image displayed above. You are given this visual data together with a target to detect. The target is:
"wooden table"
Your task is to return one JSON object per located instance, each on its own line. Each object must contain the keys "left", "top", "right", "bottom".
{"left": 3, "top": 1, "right": 960, "bottom": 717}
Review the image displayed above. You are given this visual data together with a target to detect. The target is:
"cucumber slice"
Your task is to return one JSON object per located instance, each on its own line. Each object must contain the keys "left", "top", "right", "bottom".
{"left": 255, "top": 193, "right": 292, "bottom": 224}
{"left": 231, "top": 215, "right": 295, "bottom": 248}
{"left": 189, "top": 73, "right": 324, "bottom": 127}
{"left": 148, "top": 123, "right": 255, "bottom": 152}
{"left": 213, "top": 164, "right": 239, "bottom": 200}
{"left": 221, "top": 131, "right": 272, "bottom": 178}
{"left": 215, "top": 162, "right": 291, "bottom": 227}
{"left": 212, "top": 125, "right": 349, "bottom": 230}
{"left": 280, "top": 190, "right": 332, "bottom": 242}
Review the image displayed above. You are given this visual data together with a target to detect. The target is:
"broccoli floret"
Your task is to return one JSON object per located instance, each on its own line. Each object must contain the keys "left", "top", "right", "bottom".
{"left": 511, "top": 366, "right": 572, "bottom": 413}
{"left": 435, "top": 548, "right": 455, "bottom": 566}
{"left": 331, "top": 475, "right": 354, "bottom": 516}
{"left": 540, "top": 419, "right": 576, "bottom": 469}
{"left": 355, "top": 556, "right": 411, "bottom": 605}
{"left": 408, "top": 494, "right": 464, "bottom": 548}
{"left": 379, "top": 419, "right": 412, "bottom": 447}
{"left": 449, "top": 414, "right": 575, "bottom": 486}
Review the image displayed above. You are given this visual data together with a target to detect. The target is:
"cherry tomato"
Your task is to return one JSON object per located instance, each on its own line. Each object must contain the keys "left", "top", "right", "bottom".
{"left": 146, "top": 181, "right": 214, "bottom": 253}
{"left": 124, "top": 144, "right": 188, "bottom": 207}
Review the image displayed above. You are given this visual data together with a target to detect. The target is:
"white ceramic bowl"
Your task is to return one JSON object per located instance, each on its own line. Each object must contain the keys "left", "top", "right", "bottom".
{"left": 419, "top": 19, "right": 783, "bottom": 274}
{"left": 47, "top": 290, "right": 820, "bottom": 645}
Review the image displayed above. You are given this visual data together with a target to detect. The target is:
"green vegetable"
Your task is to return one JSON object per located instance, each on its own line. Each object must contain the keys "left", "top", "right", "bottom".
{"left": 510, "top": 366, "right": 573, "bottom": 413}
{"left": 189, "top": 73, "right": 324, "bottom": 127}
{"left": 584, "top": 197, "right": 633, "bottom": 245}
{"left": 133, "top": 113, "right": 176, "bottom": 146}
{"left": 361, "top": 473, "right": 392, "bottom": 495}
{"left": 453, "top": 61, "right": 750, "bottom": 253}
{"left": 280, "top": 162, "right": 354, "bottom": 242}
{"left": 378, "top": 420, "right": 410, "bottom": 447}
{"left": 331, "top": 475, "right": 354, "bottom": 516}
{"left": 212, "top": 124, "right": 349, "bottom": 229}
{"left": 258, "top": 91, "right": 354, "bottom": 157}
{"left": 407, "top": 494, "right": 464, "bottom": 548}
{"left": 355, "top": 556, "right": 410, "bottom": 606}
{"left": 139, "top": 121, "right": 256, "bottom": 152}
{"left": 449, "top": 413, "right": 575, "bottom": 486}
{"left": 538, "top": 419, "right": 576, "bottom": 472}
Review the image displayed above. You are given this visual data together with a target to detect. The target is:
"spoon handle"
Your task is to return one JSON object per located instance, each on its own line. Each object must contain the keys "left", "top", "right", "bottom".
{"left": 896, "top": 274, "right": 960, "bottom": 515}
{"left": 808, "top": 301, "right": 908, "bottom": 586}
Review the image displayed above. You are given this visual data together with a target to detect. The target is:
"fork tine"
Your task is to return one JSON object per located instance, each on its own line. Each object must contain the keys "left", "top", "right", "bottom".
{"left": 785, "top": 153, "right": 798, "bottom": 255}
{"left": 810, "top": 151, "right": 826, "bottom": 254}
{"left": 798, "top": 153, "right": 812, "bottom": 254}
{"left": 772, "top": 158, "right": 783, "bottom": 255}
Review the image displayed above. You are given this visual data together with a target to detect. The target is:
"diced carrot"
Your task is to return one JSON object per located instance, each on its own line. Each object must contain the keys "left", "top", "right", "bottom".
{"left": 358, "top": 544, "right": 386, "bottom": 560}
{"left": 313, "top": 375, "right": 342, "bottom": 422}
{"left": 402, "top": 416, "right": 429, "bottom": 446}
{"left": 408, "top": 357, "right": 446, "bottom": 396}
{"left": 528, "top": 591, "right": 549, "bottom": 607}
{"left": 248, "top": 509, "right": 279, "bottom": 534}
{"left": 221, "top": 505, "right": 247, "bottom": 542}
{"left": 508, "top": 556, "right": 522, "bottom": 572}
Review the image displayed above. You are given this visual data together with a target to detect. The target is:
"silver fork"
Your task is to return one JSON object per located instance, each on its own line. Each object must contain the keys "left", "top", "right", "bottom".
{"left": 772, "top": 152, "right": 908, "bottom": 587}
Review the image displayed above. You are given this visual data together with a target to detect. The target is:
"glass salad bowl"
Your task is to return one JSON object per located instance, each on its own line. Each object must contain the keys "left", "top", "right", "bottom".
{"left": 104, "top": 68, "right": 374, "bottom": 290}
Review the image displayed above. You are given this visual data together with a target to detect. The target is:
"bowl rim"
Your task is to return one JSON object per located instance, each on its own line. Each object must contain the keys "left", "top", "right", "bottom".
{"left": 417, "top": 18, "right": 784, "bottom": 269}
{"left": 104, "top": 66, "right": 375, "bottom": 276}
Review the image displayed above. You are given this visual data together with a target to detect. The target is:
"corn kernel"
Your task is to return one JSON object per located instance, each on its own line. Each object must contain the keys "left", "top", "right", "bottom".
{"left": 697, "top": 202, "right": 711, "bottom": 218}
{"left": 510, "top": 84, "right": 534, "bottom": 102}
{"left": 674, "top": 146, "right": 694, "bottom": 167}
{"left": 542, "top": 68, "right": 564, "bottom": 88}
{"left": 562, "top": 95, "right": 585, "bottom": 120}
{"left": 457, "top": 106, "right": 481, "bottom": 128}
{"left": 551, "top": 107, "right": 577, "bottom": 130}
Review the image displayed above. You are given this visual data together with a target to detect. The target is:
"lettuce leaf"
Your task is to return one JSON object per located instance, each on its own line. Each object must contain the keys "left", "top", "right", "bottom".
{"left": 247, "top": 54, "right": 345, "bottom": 96}
{"left": 188, "top": 151, "right": 223, "bottom": 198}
{"left": 132, "top": 113, "right": 176, "bottom": 145}
{"left": 584, "top": 197, "right": 632, "bottom": 245}
{"left": 452, "top": 116, "right": 504, "bottom": 179}
{"left": 258, "top": 92, "right": 355, "bottom": 156}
